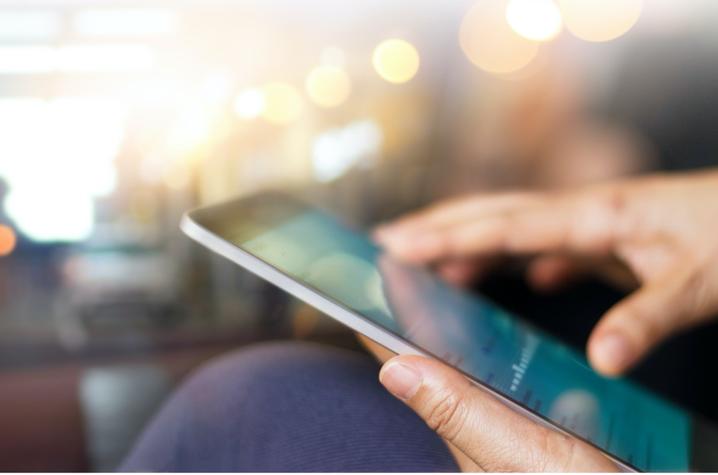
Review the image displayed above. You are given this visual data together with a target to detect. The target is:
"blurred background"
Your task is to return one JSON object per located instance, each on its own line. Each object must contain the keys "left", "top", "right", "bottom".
{"left": 0, "top": 0, "right": 717, "bottom": 470}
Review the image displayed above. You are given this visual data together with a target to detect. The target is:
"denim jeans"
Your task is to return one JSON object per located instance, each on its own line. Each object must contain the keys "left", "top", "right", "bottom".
{"left": 121, "top": 342, "right": 457, "bottom": 472}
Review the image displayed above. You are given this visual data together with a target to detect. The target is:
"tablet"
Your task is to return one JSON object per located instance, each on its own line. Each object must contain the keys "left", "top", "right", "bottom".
{"left": 182, "top": 191, "right": 718, "bottom": 472}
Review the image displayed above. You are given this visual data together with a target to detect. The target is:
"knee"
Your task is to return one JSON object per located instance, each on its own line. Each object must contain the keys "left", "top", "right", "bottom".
{"left": 124, "top": 342, "right": 378, "bottom": 468}
{"left": 175, "top": 341, "right": 378, "bottom": 422}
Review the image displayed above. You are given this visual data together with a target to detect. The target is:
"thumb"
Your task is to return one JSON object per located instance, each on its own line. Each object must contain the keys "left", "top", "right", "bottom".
{"left": 588, "top": 267, "right": 711, "bottom": 376}
{"left": 379, "top": 355, "right": 617, "bottom": 472}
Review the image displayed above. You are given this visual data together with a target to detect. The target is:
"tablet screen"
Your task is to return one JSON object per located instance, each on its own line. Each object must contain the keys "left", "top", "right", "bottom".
{"left": 220, "top": 199, "right": 690, "bottom": 471}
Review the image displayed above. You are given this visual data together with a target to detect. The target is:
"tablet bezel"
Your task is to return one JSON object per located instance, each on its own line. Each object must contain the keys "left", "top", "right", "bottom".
{"left": 180, "top": 192, "right": 694, "bottom": 472}
{"left": 182, "top": 195, "right": 640, "bottom": 472}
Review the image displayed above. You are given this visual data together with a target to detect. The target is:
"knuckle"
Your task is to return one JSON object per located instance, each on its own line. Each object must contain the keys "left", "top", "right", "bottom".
{"left": 605, "top": 186, "right": 628, "bottom": 217}
{"left": 500, "top": 215, "right": 521, "bottom": 251}
{"left": 603, "top": 188, "right": 628, "bottom": 240}
{"left": 434, "top": 232, "right": 455, "bottom": 257}
{"left": 676, "top": 267, "right": 712, "bottom": 325}
{"left": 625, "top": 267, "right": 710, "bottom": 344}
{"left": 425, "top": 389, "right": 466, "bottom": 442}
{"left": 602, "top": 187, "right": 633, "bottom": 244}
{"left": 577, "top": 188, "right": 626, "bottom": 250}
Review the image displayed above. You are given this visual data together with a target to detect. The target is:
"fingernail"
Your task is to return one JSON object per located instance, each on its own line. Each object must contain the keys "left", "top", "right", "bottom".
{"left": 593, "top": 332, "right": 634, "bottom": 374}
{"left": 380, "top": 362, "right": 422, "bottom": 400}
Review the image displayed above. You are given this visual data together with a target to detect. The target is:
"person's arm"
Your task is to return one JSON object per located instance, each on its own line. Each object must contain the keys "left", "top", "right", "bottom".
{"left": 375, "top": 171, "right": 718, "bottom": 376}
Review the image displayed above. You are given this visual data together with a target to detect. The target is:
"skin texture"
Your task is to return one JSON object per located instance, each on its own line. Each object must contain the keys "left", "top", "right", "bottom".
{"left": 368, "top": 170, "right": 718, "bottom": 471}
{"left": 379, "top": 355, "right": 619, "bottom": 472}
{"left": 375, "top": 171, "right": 718, "bottom": 376}
{"left": 359, "top": 336, "right": 616, "bottom": 471}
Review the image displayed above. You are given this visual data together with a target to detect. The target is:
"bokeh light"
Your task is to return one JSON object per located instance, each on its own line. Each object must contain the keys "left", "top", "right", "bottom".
{"left": 0, "top": 225, "right": 17, "bottom": 256}
{"left": 165, "top": 99, "right": 214, "bottom": 154}
{"left": 234, "top": 88, "right": 265, "bottom": 119}
{"left": 260, "top": 82, "right": 303, "bottom": 125}
{"left": 5, "top": 188, "right": 95, "bottom": 242}
{"left": 460, "top": 0, "right": 539, "bottom": 75}
{"left": 372, "top": 38, "right": 420, "bottom": 84}
{"left": 312, "top": 120, "right": 382, "bottom": 182}
{"left": 305, "top": 65, "right": 351, "bottom": 108}
{"left": 506, "top": 0, "right": 563, "bottom": 42}
{"left": 557, "top": 0, "right": 643, "bottom": 42}
{"left": 0, "top": 96, "right": 125, "bottom": 242}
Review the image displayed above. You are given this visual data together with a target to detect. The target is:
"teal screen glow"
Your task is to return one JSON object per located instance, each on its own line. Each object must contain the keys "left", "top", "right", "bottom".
{"left": 238, "top": 209, "right": 690, "bottom": 471}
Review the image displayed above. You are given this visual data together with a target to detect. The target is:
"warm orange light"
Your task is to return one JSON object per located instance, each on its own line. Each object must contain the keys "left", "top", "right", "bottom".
{"left": 305, "top": 65, "right": 351, "bottom": 108}
{"left": 261, "top": 82, "right": 303, "bottom": 125}
{"left": 233, "top": 88, "right": 265, "bottom": 119}
{"left": 460, "top": 0, "right": 539, "bottom": 75}
{"left": 372, "top": 39, "right": 420, "bottom": 84}
{"left": 557, "top": 0, "right": 642, "bottom": 42}
{"left": 0, "top": 225, "right": 17, "bottom": 256}
{"left": 506, "top": 0, "right": 563, "bottom": 42}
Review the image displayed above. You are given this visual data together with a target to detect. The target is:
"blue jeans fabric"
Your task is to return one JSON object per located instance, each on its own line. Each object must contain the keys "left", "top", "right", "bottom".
{"left": 121, "top": 342, "right": 458, "bottom": 472}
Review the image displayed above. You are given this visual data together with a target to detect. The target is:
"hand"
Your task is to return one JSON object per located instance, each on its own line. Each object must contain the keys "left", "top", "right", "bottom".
{"left": 380, "top": 355, "right": 618, "bottom": 471}
{"left": 375, "top": 171, "right": 718, "bottom": 376}
{"left": 369, "top": 259, "right": 617, "bottom": 471}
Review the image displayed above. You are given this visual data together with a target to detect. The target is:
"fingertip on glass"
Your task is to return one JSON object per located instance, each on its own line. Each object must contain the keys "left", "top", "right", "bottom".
{"left": 589, "top": 331, "right": 634, "bottom": 377}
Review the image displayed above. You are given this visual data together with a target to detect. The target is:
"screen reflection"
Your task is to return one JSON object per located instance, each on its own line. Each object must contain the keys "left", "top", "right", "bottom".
{"left": 240, "top": 207, "right": 690, "bottom": 471}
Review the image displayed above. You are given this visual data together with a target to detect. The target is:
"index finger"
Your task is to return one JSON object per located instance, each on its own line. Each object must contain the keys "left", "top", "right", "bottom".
{"left": 375, "top": 192, "right": 537, "bottom": 239}
{"left": 379, "top": 188, "right": 625, "bottom": 263}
